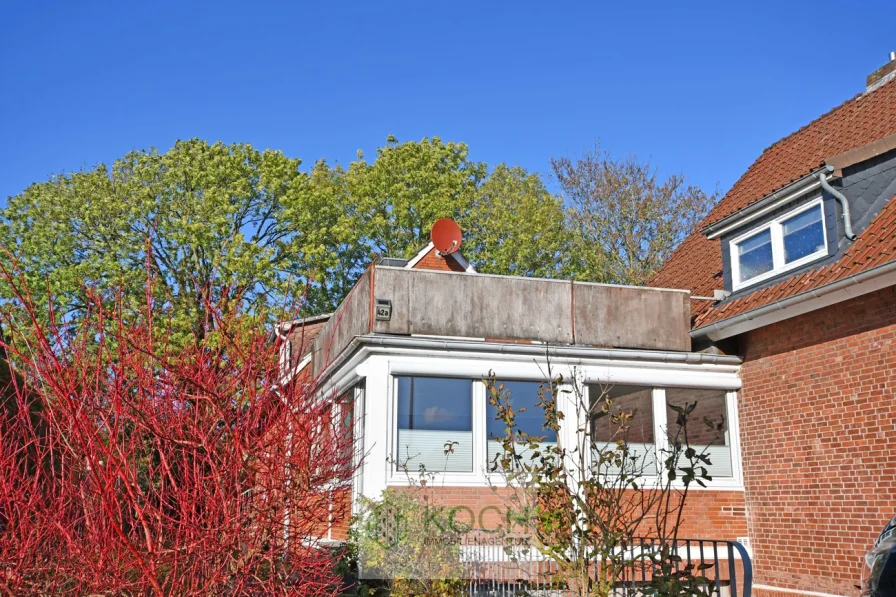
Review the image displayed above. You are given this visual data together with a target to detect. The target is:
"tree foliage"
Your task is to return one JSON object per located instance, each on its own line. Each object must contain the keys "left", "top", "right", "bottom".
{"left": 352, "top": 488, "right": 467, "bottom": 597}
{"left": 347, "top": 136, "right": 486, "bottom": 260}
{"left": 290, "top": 136, "right": 489, "bottom": 310}
{"left": 554, "top": 145, "right": 717, "bottom": 285}
{"left": 1, "top": 139, "right": 306, "bottom": 345}
{"left": 1, "top": 137, "right": 716, "bottom": 336}
{"left": 465, "top": 164, "right": 571, "bottom": 278}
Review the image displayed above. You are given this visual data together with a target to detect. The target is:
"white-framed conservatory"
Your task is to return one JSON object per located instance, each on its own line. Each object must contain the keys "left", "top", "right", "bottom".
{"left": 315, "top": 337, "right": 744, "bottom": 501}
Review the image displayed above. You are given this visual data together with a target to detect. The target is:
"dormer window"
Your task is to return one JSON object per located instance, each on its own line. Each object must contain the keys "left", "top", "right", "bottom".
{"left": 731, "top": 200, "right": 827, "bottom": 290}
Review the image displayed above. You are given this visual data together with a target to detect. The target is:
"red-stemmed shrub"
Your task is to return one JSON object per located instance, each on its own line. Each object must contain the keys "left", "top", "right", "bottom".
{"left": 0, "top": 264, "right": 353, "bottom": 596}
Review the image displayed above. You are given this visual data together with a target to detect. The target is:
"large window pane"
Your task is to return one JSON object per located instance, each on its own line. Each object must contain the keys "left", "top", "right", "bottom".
{"left": 665, "top": 388, "right": 732, "bottom": 478}
{"left": 736, "top": 228, "right": 773, "bottom": 283}
{"left": 486, "top": 381, "right": 558, "bottom": 442}
{"left": 782, "top": 205, "right": 825, "bottom": 263}
{"left": 589, "top": 384, "right": 656, "bottom": 475}
{"left": 396, "top": 377, "right": 472, "bottom": 473}
{"left": 486, "top": 380, "right": 558, "bottom": 468}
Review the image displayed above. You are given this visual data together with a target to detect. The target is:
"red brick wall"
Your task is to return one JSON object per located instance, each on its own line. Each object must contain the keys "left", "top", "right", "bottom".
{"left": 329, "top": 488, "right": 352, "bottom": 541}
{"left": 412, "top": 247, "right": 467, "bottom": 272}
{"left": 739, "top": 285, "right": 896, "bottom": 596}
{"left": 398, "top": 485, "right": 747, "bottom": 540}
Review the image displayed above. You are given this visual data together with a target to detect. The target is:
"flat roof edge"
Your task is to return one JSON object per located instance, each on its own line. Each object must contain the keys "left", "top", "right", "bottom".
{"left": 311, "top": 335, "right": 742, "bottom": 388}
{"left": 373, "top": 265, "right": 691, "bottom": 294}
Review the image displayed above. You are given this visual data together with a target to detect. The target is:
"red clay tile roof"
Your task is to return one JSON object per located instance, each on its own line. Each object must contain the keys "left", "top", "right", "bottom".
{"left": 650, "top": 76, "right": 896, "bottom": 329}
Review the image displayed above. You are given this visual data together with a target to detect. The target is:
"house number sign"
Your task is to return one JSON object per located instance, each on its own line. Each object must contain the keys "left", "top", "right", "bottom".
{"left": 375, "top": 299, "right": 392, "bottom": 321}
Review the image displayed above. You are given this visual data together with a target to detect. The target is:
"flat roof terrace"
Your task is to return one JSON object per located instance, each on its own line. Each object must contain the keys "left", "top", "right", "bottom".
{"left": 308, "top": 266, "right": 692, "bottom": 378}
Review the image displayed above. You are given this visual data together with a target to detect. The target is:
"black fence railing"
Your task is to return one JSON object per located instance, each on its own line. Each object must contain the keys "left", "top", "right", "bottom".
{"left": 618, "top": 538, "right": 753, "bottom": 597}
{"left": 460, "top": 533, "right": 752, "bottom": 597}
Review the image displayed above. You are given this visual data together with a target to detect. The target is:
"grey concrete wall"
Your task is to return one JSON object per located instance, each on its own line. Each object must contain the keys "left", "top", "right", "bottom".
{"left": 309, "top": 266, "right": 693, "bottom": 377}
{"left": 372, "top": 267, "right": 690, "bottom": 351}
{"left": 310, "top": 268, "right": 371, "bottom": 376}
{"left": 372, "top": 267, "right": 574, "bottom": 343}
{"left": 572, "top": 282, "right": 691, "bottom": 351}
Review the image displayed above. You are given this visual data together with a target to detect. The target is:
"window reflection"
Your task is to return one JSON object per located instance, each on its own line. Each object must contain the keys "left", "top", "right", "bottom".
{"left": 396, "top": 377, "right": 473, "bottom": 473}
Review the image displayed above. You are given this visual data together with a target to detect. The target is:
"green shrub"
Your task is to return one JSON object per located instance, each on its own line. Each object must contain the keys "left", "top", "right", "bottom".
{"left": 352, "top": 489, "right": 467, "bottom": 597}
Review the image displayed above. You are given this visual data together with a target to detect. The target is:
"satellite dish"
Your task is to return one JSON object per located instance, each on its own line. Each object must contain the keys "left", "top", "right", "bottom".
{"left": 430, "top": 218, "right": 463, "bottom": 255}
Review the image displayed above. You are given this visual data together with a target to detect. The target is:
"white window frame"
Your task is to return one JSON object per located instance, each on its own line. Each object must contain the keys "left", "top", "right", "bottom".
{"left": 730, "top": 199, "right": 828, "bottom": 291}
{"left": 377, "top": 354, "right": 743, "bottom": 490}
{"left": 584, "top": 386, "right": 742, "bottom": 487}
{"left": 389, "top": 375, "right": 484, "bottom": 482}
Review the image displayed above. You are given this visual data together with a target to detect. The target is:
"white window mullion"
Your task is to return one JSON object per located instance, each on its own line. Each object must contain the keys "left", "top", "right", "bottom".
{"left": 731, "top": 252, "right": 741, "bottom": 287}
{"left": 352, "top": 385, "right": 365, "bottom": 509}
{"left": 472, "top": 380, "right": 486, "bottom": 479}
{"left": 652, "top": 388, "right": 668, "bottom": 475}
{"left": 389, "top": 375, "right": 397, "bottom": 471}
{"left": 577, "top": 382, "right": 592, "bottom": 473}
{"left": 770, "top": 221, "right": 784, "bottom": 269}
{"left": 360, "top": 356, "right": 391, "bottom": 497}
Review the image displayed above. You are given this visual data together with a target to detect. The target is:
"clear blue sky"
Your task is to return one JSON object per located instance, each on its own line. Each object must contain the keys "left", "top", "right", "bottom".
{"left": 1, "top": 1, "right": 894, "bottom": 205}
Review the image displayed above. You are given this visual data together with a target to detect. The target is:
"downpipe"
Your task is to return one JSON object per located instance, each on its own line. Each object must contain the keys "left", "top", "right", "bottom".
{"left": 818, "top": 169, "right": 857, "bottom": 240}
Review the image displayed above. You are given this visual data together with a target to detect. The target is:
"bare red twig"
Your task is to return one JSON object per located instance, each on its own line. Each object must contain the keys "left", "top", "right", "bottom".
{"left": 0, "top": 262, "right": 354, "bottom": 596}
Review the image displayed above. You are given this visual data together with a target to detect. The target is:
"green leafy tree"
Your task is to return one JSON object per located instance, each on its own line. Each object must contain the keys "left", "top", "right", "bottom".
{"left": 281, "top": 159, "right": 368, "bottom": 313}
{"left": 553, "top": 145, "right": 718, "bottom": 285}
{"left": 2, "top": 136, "right": 713, "bottom": 339}
{"left": 352, "top": 489, "right": 467, "bottom": 597}
{"left": 464, "top": 164, "right": 572, "bottom": 278}
{"left": 346, "top": 135, "right": 486, "bottom": 259}
{"left": 1, "top": 136, "right": 576, "bottom": 332}
{"left": 286, "top": 138, "right": 574, "bottom": 310}
{"left": 1, "top": 139, "right": 307, "bottom": 344}
{"left": 278, "top": 136, "right": 487, "bottom": 312}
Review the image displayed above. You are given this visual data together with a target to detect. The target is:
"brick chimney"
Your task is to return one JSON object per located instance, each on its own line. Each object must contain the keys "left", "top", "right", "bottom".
{"left": 866, "top": 51, "right": 896, "bottom": 93}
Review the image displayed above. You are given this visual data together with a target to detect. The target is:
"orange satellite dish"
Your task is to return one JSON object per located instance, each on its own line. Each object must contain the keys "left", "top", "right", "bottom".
{"left": 430, "top": 218, "right": 463, "bottom": 255}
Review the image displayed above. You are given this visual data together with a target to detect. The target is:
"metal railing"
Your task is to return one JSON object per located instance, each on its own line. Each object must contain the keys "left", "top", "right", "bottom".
{"left": 617, "top": 538, "right": 752, "bottom": 597}
{"left": 459, "top": 533, "right": 752, "bottom": 597}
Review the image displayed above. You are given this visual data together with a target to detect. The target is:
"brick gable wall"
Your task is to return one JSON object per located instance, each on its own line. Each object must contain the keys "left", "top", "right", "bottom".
{"left": 412, "top": 247, "right": 467, "bottom": 272}
{"left": 740, "top": 285, "right": 896, "bottom": 596}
